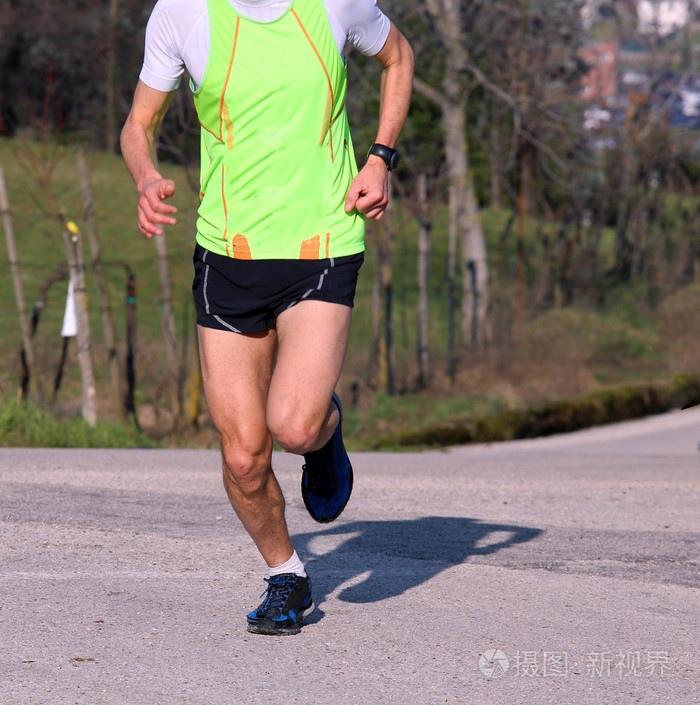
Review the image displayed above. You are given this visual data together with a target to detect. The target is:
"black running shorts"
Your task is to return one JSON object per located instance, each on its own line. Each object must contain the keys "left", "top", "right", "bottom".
{"left": 192, "top": 242, "right": 364, "bottom": 333}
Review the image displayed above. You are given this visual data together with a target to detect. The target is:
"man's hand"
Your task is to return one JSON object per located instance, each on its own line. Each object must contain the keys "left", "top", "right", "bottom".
{"left": 137, "top": 177, "right": 177, "bottom": 238}
{"left": 344, "top": 156, "right": 389, "bottom": 221}
{"left": 121, "top": 81, "right": 178, "bottom": 237}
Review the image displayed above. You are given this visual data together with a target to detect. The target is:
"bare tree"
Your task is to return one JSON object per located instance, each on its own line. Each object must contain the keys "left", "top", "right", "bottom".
{"left": 412, "top": 0, "right": 491, "bottom": 351}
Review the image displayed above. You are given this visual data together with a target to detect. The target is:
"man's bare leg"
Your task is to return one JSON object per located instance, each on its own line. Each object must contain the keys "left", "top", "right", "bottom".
{"left": 198, "top": 301, "right": 352, "bottom": 564}
{"left": 197, "top": 325, "right": 293, "bottom": 568}
{"left": 267, "top": 300, "right": 352, "bottom": 455}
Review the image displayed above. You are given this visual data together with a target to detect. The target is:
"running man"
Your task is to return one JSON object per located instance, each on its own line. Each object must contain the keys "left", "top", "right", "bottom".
{"left": 121, "top": 0, "right": 413, "bottom": 635}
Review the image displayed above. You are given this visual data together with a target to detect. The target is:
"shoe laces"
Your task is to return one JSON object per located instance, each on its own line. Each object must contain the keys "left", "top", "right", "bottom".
{"left": 258, "top": 574, "right": 296, "bottom": 612}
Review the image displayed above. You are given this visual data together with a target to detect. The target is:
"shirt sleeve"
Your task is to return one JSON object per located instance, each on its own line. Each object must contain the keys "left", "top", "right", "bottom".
{"left": 139, "top": 0, "right": 187, "bottom": 92}
{"left": 333, "top": 0, "right": 391, "bottom": 56}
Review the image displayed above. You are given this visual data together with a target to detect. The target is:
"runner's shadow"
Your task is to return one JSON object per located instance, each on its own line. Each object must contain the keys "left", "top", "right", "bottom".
{"left": 293, "top": 516, "right": 542, "bottom": 610}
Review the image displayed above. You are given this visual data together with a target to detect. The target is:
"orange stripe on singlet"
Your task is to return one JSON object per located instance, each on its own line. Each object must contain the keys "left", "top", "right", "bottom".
{"left": 220, "top": 17, "right": 241, "bottom": 142}
{"left": 199, "top": 120, "right": 221, "bottom": 141}
{"left": 222, "top": 164, "right": 231, "bottom": 257}
{"left": 291, "top": 9, "right": 335, "bottom": 163}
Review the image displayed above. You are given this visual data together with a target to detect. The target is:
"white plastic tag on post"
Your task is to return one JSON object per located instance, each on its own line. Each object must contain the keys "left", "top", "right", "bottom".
{"left": 61, "top": 277, "right": 78, "bottom": 338}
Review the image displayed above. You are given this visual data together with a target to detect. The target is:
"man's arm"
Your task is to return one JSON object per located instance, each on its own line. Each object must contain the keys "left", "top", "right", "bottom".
{"left": 120, "top": 80, "right": 178, "bottom": 238}
{"left": 344, "top": 22, "right": 414, "bottom": 221}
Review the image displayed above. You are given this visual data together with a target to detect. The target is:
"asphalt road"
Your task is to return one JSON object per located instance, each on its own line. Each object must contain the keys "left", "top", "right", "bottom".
{"left": 1, "top": 407, "right": 699, "bottom": 705}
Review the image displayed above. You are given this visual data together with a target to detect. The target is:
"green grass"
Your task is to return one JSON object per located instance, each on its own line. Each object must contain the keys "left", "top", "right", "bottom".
{"left": 0, "top": 396, "right": 157, "bottom": 448}
{"left": 342, "top": 391, "right": 510, "bottom": 445}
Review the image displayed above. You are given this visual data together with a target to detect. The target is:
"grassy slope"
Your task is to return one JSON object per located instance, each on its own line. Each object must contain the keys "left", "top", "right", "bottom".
{"left": 0, "top": 138, "right": 198, "bottom": 406}
{"left": 1, "top": 136, "right": 698, "bottom": 448}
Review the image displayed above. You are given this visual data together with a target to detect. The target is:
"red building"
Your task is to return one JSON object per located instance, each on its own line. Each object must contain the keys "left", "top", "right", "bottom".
{"left": 579, "top": 41, "right": 619, "bottom": 103}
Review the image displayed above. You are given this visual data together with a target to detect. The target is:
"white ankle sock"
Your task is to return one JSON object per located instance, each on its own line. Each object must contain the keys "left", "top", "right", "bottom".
{"left": 268, "top": 550, "right": 307, "bottom": 578}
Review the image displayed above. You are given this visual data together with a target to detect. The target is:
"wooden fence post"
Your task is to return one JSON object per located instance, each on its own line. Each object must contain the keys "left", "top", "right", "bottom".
{"left": 0, "top": 166, "right": 39, "bottom": 400}
{"left": 61, "top": 220, "right": 98, "bottom": 426}
{"left": 124, "top": 265, "right": 139, "bottom": 429}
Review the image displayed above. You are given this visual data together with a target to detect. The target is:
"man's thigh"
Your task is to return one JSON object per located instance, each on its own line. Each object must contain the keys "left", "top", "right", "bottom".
{"left": 197, "top": 325, "right": 277, "bottom": 450}
{"left": 268, "top": 300, "right": 351, "bottom": 427}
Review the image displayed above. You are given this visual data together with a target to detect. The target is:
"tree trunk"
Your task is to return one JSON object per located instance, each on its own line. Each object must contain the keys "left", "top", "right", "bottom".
{"left": 443, "top": 100, "right": 488, "bottom": 349}
{"left": 517, "top": 135, "right": 539, "bottom": 217}
{"left": 186, "top": 326, "right": 203, "bottom": 428}
{"left": 613, "top": 123, "right": 638, "bottom": 280}
{"left": 416, "top": 172, "right": 431, "bottom": 390}
{"left": 380, "top": 185, "right": 396, "bottom": 396}
{"left": 417, "top": 0, "right": 491, "bottom": 355}
{"left": 439, "top": 29, "right": 490, "bottom": 349}
{"left": 152, "top": 155, "right": 183, "bottom": 429}
{"left": 461, "top": 170, "right": 490, "bottom": 347}
{"left": 367, "top": 202, "right": 395, "bottom": 395}
{"left": 489, "top": 96, "right": 503, "bottom": 210}
{"left": 447, "top": 181, "right": 458, "bottom": 384}
{"left": 61, "top": 221, "right": 98, "bottom": 426}
{"left": 105, "top": 0, "right": 119, "bottom": 153}
{"left": 0, "top": 167, "right": 39, "bottom": 401}
{"left": 516, "top": 172, "right": 526, "bottom": 323}
{"left": 78, "top": 149, "right": 125, "bottom": 420}
{"left": 367, "top": 223, "right": 382, "bottom": 389}
{"left": 154, "top": 232, "right": 184, "bottom": 427}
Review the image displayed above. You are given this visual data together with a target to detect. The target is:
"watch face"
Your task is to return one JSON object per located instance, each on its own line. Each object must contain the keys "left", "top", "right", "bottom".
{"left": 389, "top": 150, "right": 400, "bottom": 171}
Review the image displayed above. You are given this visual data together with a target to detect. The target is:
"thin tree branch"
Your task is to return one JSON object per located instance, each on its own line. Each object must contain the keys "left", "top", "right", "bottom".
{"left": 413, "top": 76, "right": 449, "bottom": 112}
{"left": 465, "top": 60, "right": 518, "bottom": 111}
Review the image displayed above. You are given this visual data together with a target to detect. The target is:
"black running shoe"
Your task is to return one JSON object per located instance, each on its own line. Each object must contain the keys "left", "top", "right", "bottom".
{"left": 301, "top": 393, "right": 353, "bottom": 523}
{"left": 246, "top": 573, "right": 314, "bottom": 636}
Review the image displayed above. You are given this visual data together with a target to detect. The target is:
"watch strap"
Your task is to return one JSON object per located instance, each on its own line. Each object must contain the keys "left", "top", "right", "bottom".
{"left": 367, "top": 143, "right": 400, "bottom": 171}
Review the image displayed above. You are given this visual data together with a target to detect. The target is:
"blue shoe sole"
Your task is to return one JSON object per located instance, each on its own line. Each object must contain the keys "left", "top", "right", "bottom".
{"left": 246, "top": 602, "right": 315, "bottom": 636}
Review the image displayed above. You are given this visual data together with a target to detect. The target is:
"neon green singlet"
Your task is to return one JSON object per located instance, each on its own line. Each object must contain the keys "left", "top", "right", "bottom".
{"left": 192, "top": 0, "right": 365, "bottom": 260}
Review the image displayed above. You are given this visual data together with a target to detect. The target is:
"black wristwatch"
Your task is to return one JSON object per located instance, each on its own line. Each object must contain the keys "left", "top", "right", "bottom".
{"left": 367, "top": 143, "right": 400, "bottom": 171}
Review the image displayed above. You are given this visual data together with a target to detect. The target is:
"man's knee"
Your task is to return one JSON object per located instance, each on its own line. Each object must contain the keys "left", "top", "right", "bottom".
{"left": 268, "top": 407, "right": 325, "bottom": 455}
{"left": 221, "top": 442, "right": 272, "bottom": 495}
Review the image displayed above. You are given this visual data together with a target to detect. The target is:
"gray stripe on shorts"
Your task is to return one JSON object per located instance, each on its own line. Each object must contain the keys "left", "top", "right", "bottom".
{"left": 285, "top": 257, "right": 337, "bottom": 309}
{"left": 213, "top": 314, "right": 241, "bottom": 333}
{"left": 316, "top": 257, "right": 334, "bottom": 290}
{"left": 202, "top": 250, "right": 211, "bottom": 315}
{"left": 201, "top": 249, "right": 238, "bottom": 330}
